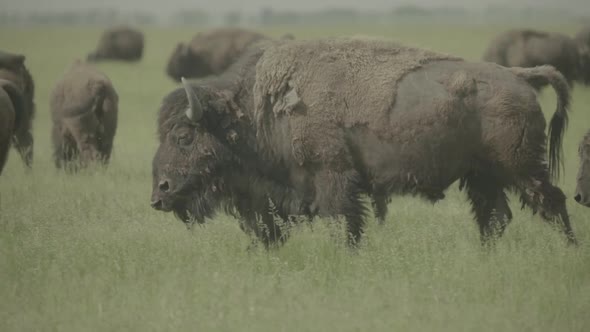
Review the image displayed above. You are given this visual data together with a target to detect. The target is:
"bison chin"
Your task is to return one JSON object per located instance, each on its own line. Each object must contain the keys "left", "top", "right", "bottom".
{"left": 172, "top": 186, "right": 222, "bottom": 226}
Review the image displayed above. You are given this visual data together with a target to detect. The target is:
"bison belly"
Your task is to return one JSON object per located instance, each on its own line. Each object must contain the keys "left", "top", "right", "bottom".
{"left": 348, "top": 62, "right": 484, "bottom": 200}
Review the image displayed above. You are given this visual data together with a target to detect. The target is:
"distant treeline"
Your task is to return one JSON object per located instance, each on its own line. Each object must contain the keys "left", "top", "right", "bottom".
{"left": 0, "top": 5, "right": 588, "bottom": 27}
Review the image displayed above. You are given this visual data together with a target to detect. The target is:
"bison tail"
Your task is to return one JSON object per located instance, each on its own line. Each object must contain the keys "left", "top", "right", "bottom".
{"left": 511, "top": 65, "right": 571, "bottom": 181}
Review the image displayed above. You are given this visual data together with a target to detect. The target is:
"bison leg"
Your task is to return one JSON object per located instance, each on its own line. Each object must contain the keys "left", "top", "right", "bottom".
{"left": 239, "top": 210, "right": 289, "bottom": 249}
{"left": 461, "top": 174, "right": 513, "bottom": 245}
{"left": 371, "top": 192, "right": 389, "bottom": 225}
{"left": 312, "top": 170, "right": 367, "bottom": 246}
{"left": 12, "top": 128, "right": 33, "bottom": 168}
{"left": 517, "top": 177, "right": 576, "bottom": 245}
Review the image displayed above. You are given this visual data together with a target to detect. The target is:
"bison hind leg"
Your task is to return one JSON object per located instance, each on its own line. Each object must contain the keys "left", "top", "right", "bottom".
{"left": 371, "top": 191, "right": 390, "bottom": 225}
{"left": 516, "top": 175, "right": 576, "bottom": 245}
{"left": 461, "top": 172, "right": 513, "bottom": 246}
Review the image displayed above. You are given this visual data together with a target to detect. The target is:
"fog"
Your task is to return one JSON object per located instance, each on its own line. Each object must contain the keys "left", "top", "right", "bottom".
{"left": 2, "top": 0, "right": 589, "bottom": 15}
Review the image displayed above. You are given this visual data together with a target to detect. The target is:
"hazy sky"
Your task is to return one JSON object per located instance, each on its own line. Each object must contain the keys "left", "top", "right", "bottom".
{"left": 1, "top": 0, "right": 587, "bottom": 14}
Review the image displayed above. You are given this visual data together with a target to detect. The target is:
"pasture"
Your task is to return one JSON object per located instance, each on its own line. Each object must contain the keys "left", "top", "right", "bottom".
{"left": 1, "top": 23, "right": 589, "bottom": 331}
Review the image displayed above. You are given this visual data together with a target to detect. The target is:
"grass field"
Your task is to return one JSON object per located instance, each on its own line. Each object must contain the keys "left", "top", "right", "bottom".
{"left": 1, "top": 23, "right": 589, "bottom": 331}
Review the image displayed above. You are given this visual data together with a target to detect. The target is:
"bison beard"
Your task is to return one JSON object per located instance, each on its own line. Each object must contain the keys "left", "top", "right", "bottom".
{"left": 152, "top": 38, "right": 577, "bottom": 248}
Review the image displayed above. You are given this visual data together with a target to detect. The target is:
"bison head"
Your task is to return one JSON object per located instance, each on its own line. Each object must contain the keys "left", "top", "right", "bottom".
{"left": 151, "top": 78, "right": 235, "bottom": 225}
{"left": 166, "top": 43, "right": 213, "bottom": 82}
{"left": 575, "top": 131, "right": 590, "bottom": 207}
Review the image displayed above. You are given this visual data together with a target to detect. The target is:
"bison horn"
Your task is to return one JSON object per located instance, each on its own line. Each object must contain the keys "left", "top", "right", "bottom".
{"left": 181, "top": 77, "right": 203, "bottom": 121}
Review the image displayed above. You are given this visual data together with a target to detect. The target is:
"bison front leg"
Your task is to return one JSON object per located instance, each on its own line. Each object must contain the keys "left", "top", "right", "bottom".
{"left": 461, "top": 173, "right": 513, "bottom": 246}
{"left": 312, "top": 170, "right": 367, "bottom": 246}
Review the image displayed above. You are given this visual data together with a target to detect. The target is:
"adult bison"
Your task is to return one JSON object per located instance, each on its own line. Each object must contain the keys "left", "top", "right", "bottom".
{"left": 575, "top": 130, "right": 590, "bottom": 207}
{"left": 87, "top": 26, "right": 144, "bottom": 62}
{"left": 482, "top": 29, "right": 583, "bottom": 87}
{"left": 574, "top": 25, "right": 590, "bottom": 84}
{"left": 151, "top": 38, "right": 576, "bottom": 247}
{"left": 0, "top": 79, "right": 23, "bottom": 175}
{"left": 0, "top": 50, "right": 35, "bottom": 168}
{"left": 165, "top": 28, "right": 270, "bottom": 82}
{"left": 50, "top": 61, "right": 118, "bottom": 170}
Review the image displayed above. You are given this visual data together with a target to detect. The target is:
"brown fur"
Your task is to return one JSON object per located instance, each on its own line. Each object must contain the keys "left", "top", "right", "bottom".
{"left": 0, "top": 50, "right": 35, "bottom": 168}
{"left": 575, "top": 130, "right": 590, "bottom": 207}
{"left": 87, "top": 26, "right": 144, "bottom": 62}
{"left": 575, "top": 25, "right": 590, "bottom": 84}
{"left": 166, "top": 28, "right": 269, "bottom": 82}
{"left": 152, "top": 38, "right": 576, "bottom": 247}
{"left": 483, "top": 29, "right": 583, "bottom": 86}
{"left": 50, "top": 61, "right": 118, "bottom": 170}
{"left": 0, "top": 79, "right": 23, "bottom": 175}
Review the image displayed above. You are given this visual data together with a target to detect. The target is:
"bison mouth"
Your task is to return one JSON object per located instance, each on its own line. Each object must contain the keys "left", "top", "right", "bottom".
{"left": 153, "top": 184, "right": 221, "bottom": 226}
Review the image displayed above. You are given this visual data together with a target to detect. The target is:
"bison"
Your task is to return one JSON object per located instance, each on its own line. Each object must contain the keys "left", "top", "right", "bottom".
{"left": 482, "top": 29, "right": 584, "bottom": 87}
{"left": 165, "top": 28, "right": 270, "bottom": 82}
{"left": 151, "top": 38, "right": 576, "bottom": 248}
{"left": 0, "top": 79, "right": 23, "bottom": 175}
{"left": 0, "top": 50, "right": 35, "bottom": 168}
{"left": 575, "top": 130, "right": 590, "bottom": 207}
{"left": 574, "top": 25, "right": 590, "bottom": 84}
{"left": 87, "top": 26, "right": 144, "bottom": 62}
{"left": 50, "top": 61, "right": 118, "bottom": 170}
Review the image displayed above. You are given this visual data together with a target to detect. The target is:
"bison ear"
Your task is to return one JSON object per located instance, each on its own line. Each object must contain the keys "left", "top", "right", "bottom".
{"left": 181, "top": 77, "right": 203, "bottom": 122}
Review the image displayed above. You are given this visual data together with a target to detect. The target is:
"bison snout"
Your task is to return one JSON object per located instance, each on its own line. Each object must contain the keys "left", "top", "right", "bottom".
{"left": 151, "top": 199, "right": 164, "bottom": 210}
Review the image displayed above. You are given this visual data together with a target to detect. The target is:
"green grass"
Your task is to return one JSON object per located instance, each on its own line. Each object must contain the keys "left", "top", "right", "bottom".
{"left": 1, "top": 24, "right": 590, "bottom": 331}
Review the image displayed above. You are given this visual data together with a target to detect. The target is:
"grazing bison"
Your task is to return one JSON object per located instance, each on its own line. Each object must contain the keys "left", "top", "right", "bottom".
{"left": 0, "top": 79, "right": 23, "bottom": 175}
{"left": 87, "top": 26, "right": 144, "bottom": 62}
{"left": 482, "top": 29, "right": 583, "bottom": 87}
{"left": 0, "top": 50, "right": 35, "bottom": 168}
{"left": 50, "top": 61, "right": 118, "bottom": 170}
{"left": 166, "top": 28, "right": 269, "bottom": 82}
{"left": 574, "top": 25, "right": 590, "bottom": 84}
{"left": 151, "top": 38, "right": 576, "bottom": 247}
{"left": 575, "top": 130, "right": 590, "bottom": 207}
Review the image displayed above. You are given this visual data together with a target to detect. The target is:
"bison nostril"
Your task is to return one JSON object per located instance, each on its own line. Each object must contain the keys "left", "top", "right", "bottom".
{"left": 159, "top": 180, "right": 170, "bottom": 192}
{"left": 574, "top": 194, "right": 582, "bottom": 203}
{"left": 151, "top": 199, "right": 163, "bottom": 210}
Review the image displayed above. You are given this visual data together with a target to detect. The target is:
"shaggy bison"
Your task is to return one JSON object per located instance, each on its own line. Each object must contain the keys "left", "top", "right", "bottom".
{"left": 575, "top": 130, "right": 590, "bottom": 207}
{"left": 166, "top": 28, "right": 269, "bottom": 82}
{"left": 0, "top": 50, "right": 35, "bottom": 168}
{"left": 151, "top": 38, "right": 575, "bottom": 247}
{"left": 0, "top": 79, "right": 23, "bottom": 175}
{"left": 50, "top": 61, "right": 118, "bottom": 170}
{"left": 87, "top": 26, "right": 144, "bottom": 62}
{"left": 575, "top": 25, "right": 590, "bottom": 84}
{"left": 482, "top": 29, "right": 584, "bottom": 87}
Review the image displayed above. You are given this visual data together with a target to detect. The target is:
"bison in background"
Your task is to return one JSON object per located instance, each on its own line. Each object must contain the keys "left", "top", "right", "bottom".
{"left": 0, "top": 50, "right": 35, "bottom": 169}
{"left": 575, "top": 130, "right": 590, "bottom": 207}
{"left": 87, "top": 26, "right": 144, "bottom": 62}
{"left": 151, "top": 38, "right": 576, "bottom": 248}
{"left": 482, "top": 29, "right": 589, "bottom": 87}
{"left": 165, "top": 28, "right": 271, "bottom": 82}
{"left": 50, "top": 61, "right": 118, "bottom": 170}
{"left": 0, "top": 79, "right": 23, "bottom": 175}
{"left": 575, "top": 25, "right": 590, "bottom": 84}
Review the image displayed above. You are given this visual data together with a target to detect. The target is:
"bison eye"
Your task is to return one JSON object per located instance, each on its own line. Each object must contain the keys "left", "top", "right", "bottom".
{"left": 177, "top": 132, "right": 193, "bottom": 146}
